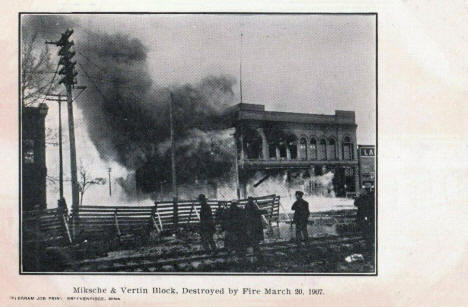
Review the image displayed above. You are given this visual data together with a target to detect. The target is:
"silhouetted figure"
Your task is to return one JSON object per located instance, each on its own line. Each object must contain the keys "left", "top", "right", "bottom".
{"left": 57, "top": 197, "right": 68, "bottom": 215}
{"left": 198, "top": 194, "right": 217, "bottom": 253}
{"left": 224, "top": 200, "right": 248, "bottom": 254}
{"left": 291, "top": 191, "right": 310, "bottom": 246}
{"left": 245, "top": 197, "right": 264, "bottom": 260}
{"left": 355, "top": 189, "right": 375, "bottom": 247}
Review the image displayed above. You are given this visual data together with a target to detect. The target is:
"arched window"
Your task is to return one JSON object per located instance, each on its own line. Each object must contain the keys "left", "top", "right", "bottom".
{"left": 278, "top": 140, "right": 287, "bottom": 159}
{"left": 309, "top": 138, "right": 317, "bottom": 160}
{"left": 343, "top": 136, "right": 353, "bottom": 160}
{"left": 268, "top": 140, "right": 276, "bottom": 159}
{"left": 244, "top": 128, "right": 262, "bottom": 159}
{"left": 327, "top": 138, "right": 336, "bottom": 160}
{"left": 318, "top": 138, "right": 327, "bottom": 160}
{"left": 299, "top": 137, "right": 307, "bottom": 160}
{"left": 287, "top": 135, "right": 298, "bottom": 160}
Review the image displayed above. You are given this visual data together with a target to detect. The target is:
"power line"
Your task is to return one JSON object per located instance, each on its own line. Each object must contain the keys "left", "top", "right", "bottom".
{"left": 77, "top": 50, "right": 143, "bottom": 75}
{"left": 72, "top": 87, "right": 86, "bottom": 101}
{"left": 79, "top": 73, "right": 148, "bottom": 90}
{"left": 78, "top": 62, "right": 146, "bottom": 102}
{"left": 38, "top": 62, "right": 60, "bottom": 105}
{"left": 78, "top": 62, "right": 112, "bottom": 104}
{"left": 23, "top": 71, "right": 58, "bottom": 74}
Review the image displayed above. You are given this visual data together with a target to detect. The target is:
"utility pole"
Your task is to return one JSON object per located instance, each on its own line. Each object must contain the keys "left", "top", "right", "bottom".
{"left": 43, "top": 94, "right": 64, "bottom": 200}
{"left": 240, "top": 32, "right": 243, "bottom": 104}
{"left": 65, "top": 83, "right": 79, "bottom": 213}
{"left": 108, "top": 168, "right": 112, "bottom": 196}
{"left": 169, "top": 92, "right": 178, "bottom": 230}
{"left": 234, "top": 132, "right": 241, "bottom": 200}
{"left": 57, "top": 95, "right": 64, "bottom": 199}
{"left": 237, "top": 32, "right": 244, "bottom": 199}
{"left": 48, "top": 28, "right": 79, "bottom": 238}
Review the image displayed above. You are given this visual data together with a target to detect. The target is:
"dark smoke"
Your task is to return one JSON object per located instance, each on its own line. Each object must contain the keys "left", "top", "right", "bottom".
{"left": 77, "top": 34, "right": 237, "bottom": 191}
{"left": 22, "top": 15, "right": 77, "bottom": 42}
{"left": 23, "top": 15, "right": 238, "bottom": 196}
{"left": 78, "top": 35, "right": 237, "bottom": 193}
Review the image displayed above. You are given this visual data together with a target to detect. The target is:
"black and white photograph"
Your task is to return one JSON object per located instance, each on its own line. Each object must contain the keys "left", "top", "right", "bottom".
{"left": 20, "top": 13, "right": 377, "bottom": 274}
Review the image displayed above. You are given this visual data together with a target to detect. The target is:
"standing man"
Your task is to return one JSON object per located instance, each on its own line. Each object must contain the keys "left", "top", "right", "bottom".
{"left": 291, "top": 191, "right": 310, "bottom": 246}
{"left": 226, "top": 200, "right": 248, "bottom": 255}
{"left": 355, "top": 188, "right": 375, "bottom": 247}
{"left": 355, "top": 189, "right": 368, "bottom": 233}
{"left": 245, "top": 197, "right": 264, "bottom": 261}
{"left": 57, "top": 197, "right": 68, "bottom": 214}
{"left": 198, "top": 194, "right": 217, "bottom": 253}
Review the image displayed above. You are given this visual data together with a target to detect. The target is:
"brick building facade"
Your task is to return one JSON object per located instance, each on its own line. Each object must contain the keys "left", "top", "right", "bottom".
{"left": 224, "top": 103, "right": 360, "bottom": 197}
{"left": 22, "top": 104, "right": 48, "bottom": 211}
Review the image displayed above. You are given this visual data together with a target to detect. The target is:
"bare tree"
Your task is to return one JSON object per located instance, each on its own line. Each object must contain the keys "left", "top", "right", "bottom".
{"left": 21, "top": 31, "right": 59, "bottom": 107}
{"left": 78, "top": 165, "right": 106, "bottom": 205}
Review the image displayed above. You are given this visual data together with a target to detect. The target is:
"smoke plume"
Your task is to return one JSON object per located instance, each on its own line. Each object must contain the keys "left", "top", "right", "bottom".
{"left": 79, "top": 37, "right": 237, "bottom": 194}
{"left": 22, "top": 15, "right": 238, "bottom": 196}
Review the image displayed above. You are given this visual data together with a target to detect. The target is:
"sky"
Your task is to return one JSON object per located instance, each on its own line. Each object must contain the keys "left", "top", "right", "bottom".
{"left": 77, "top": 14, "right": 376, "bottom": 143}
{"left": 23, "top": 14, "right": 376, "bottom": 207}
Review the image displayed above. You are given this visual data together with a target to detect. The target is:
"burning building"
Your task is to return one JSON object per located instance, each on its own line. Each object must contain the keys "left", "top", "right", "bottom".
{"left": 224, "top": 103, "right": 360, "bottom": 197}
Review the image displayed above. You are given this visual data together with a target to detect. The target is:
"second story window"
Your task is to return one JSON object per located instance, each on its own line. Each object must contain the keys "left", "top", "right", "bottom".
{"left": 309, "top": 138, "right": 317, "bottom": 160}
{"left": 343, "top": 136, "right": 354, "bottom": 160}
{"left": 299, "top": 137, "right": 307, "bottom": 160}
{"left": 287, "top": 135, "right": 298, "bottom": 160}
{"left": 268, "top": 142, "right": 276, "bottom": 159}
{"left": 327, "top": 138, "right": 336, "bottom": 160}
{"left": 318, "top": 138, "right": 327, "bottom": 160}
{"left": 278, "top": 141, "right": 287, "bottom": 159}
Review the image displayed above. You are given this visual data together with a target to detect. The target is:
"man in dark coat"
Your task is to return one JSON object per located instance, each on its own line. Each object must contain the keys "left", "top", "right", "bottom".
{"left": 225, "top": 200, "right": 248, "bottom": 254}
{"left": 198, "top": 194, "right": 217, "bottom": 253}
{"left": 291, "top": 191, "right": 310, "bottom": 246}
{"left": 57, "top": 197, "right": 68, "bottom": 215}
{"left": 355, "top": 189, "right": 375, "bottom": 247}
{"left": 245, "top": 197, "right": 264, "bottom": 260}
{"left": 355, "top": 190, "right": 368, "bottom": 231}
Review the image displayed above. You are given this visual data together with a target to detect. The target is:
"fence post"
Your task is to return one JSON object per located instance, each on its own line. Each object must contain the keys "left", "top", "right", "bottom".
{"left": 61, "top": 213, "right": 72, "bottom": 245}
{"left": 114, "top": 208, "right": 121, "bottom": 238}
{"left": 34, "top": 211, "right": 41, "bottom": 271}
{"left": 151, "top": 202, "right": 160, "bottom": 233}
{"left": 187, "top": 202, "right": 194, "bottom": 226}
{"left": 173, "top": 198, "right": 178, "bottom": 233}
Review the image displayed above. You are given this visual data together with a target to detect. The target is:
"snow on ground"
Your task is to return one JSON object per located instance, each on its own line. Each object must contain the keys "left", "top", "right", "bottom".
{"left": 279, "top": 195, "right": 356, "bottom": 213}
{"left": 88, "top": 195, "right": 355, "bottom": 212}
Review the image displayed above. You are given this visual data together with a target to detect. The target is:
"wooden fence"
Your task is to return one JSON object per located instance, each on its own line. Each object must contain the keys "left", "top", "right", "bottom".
{"left": 22, "top": 208, "right": 72, "bottom": 247}
{"left": 71, "top": 194, "right": 280, "bottom": 242}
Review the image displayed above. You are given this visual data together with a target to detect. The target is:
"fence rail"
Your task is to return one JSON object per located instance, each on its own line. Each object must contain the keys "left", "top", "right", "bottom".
{"left": 22, "top": 207, "right": 72, "bottom": 247}
{"left": 22, "top": 195, "right": 280, "bottom": 247}
{"left": 69, "top": 195, "right": 280, "bottom": 243}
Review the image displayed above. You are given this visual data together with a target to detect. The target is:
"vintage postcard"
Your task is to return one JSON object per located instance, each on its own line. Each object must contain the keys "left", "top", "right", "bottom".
{"left": 1, "top": 1, "right": 466, "bottom": 306}
{"left": 19, "top": 13, "right": 377, "bottom": 275}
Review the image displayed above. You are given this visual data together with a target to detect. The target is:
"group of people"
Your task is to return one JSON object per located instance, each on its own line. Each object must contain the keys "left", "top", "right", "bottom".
{"left": 198, "top": 187, "right": 376, "bottom": 255}
{"left": 198, "top": 190, "right": 313, "bottom": 258}
{"left": 198, "top": 194, "right": 265, "bottom": 258}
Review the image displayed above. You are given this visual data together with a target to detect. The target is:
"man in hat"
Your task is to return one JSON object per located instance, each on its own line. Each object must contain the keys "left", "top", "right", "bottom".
{"left": 291, "top": 191, "right": 310, "bottom": 246}
{"left": 198, "top": 194, "right": 217, "bottom": 253}
{"left": 224, "top": 200, "right": 248, "bottom": 255}
{"left": 245, "top": 197, "right": 264, "bottom": 261}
